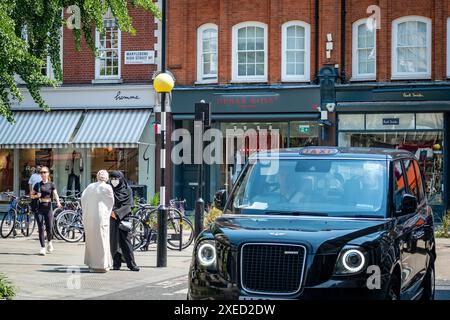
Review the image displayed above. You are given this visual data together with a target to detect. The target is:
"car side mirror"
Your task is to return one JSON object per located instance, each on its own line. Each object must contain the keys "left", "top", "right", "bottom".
{"left": 400, "top": 194, "right": 417, "bottom": 215}
{"left": 214, "top": 189, "right": 227, "bottom": 211}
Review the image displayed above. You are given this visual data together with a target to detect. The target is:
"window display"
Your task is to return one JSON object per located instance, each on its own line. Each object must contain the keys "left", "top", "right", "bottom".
{"left": 0, "top": 150, "right": 13, "bottom": 195}
{"left": 338, "top": 112, "right": 444, "bottom": 209}
{"left": 91, "top": 148, "right": 138, "bottom": 185}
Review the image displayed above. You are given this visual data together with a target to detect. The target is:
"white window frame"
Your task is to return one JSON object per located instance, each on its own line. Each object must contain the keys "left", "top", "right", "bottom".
{"left": 447, "top": 18, "right": 450, "bottom": 78}
{"left": 94, "top": 18, "right": 121, "bottom": 81}
{"left": 351, "top": 18, "right": 376, "bottom": 81}
{"left": 281, "top": 21, "right": 310, "bottom": 82}
{"left": 232, "top": 21, "right": 268, "bottom": 83}
{"left": 391, "top": 16, "right": 431, "bottom": 80}
{"left": 196, "top": 23, "right": 218, "bottom": 84}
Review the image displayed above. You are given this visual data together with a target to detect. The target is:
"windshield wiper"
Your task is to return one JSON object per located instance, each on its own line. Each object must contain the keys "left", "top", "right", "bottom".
{"left": 265, "top": 211, "right": 328, "bottom": 217}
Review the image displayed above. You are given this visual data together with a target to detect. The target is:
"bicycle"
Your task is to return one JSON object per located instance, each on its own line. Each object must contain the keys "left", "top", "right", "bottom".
{"left": 0, "top": 192, "right": 36, "bottom": 238}
{"left": 53, "top": 194, "right": 82, "bottom": 240}
{"left": 130, "top": 199, "right": 194, "bottom": 251}
{"left": 54, "top": 199, "right": 84, "bottom": 243}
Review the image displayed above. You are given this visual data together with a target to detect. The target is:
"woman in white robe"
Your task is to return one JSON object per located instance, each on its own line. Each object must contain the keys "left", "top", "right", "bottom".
{"left": 81, "top": 170, "right": 114, "bottom": 272}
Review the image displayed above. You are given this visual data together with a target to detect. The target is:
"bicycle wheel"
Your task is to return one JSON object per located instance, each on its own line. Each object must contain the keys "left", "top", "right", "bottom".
{"left": 167, "top": 209, "right": 194, "bottom": 250}
{"left": 127, "top": 216, "right": 147, "bottom": 251}
{"left": 0, "top": 209, "right": 16, "bottom": 238}
{"left": 52, "top": 208, "right": 63, "bottom": 240}
{"left": 56, "top": 210, "right": 84, "bottom": 243}
{"left": 21, "top": 211, "right": 36, "bottom": 237}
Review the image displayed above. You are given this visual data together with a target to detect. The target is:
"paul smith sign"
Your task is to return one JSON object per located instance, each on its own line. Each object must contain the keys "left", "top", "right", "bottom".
{"left": 402, "top": 92, "right": 424, "bottom": 98}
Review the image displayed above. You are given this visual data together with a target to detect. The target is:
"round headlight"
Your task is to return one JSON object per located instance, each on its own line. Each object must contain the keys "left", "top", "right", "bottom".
{"left": 342, "top": 249, "right": 365, "bottom": 273}
{"left": 197, "top": 242, "right": 216, "bottom": 267}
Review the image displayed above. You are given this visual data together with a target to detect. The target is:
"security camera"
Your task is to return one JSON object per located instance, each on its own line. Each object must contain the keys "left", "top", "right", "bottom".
{"left": 326, "top": 103, "right": 336, "bottom": 112}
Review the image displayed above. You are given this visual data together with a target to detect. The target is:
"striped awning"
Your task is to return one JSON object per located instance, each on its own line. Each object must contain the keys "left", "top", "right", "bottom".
{"left": 71, "top": 109, "right": 152, "bottom": 148}
{"left": 0, "top": 111, "right": 83, "bottom": 149}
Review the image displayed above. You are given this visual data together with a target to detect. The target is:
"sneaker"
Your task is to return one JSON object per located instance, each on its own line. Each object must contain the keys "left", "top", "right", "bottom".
{"left": 47, "top": 241, "right": 54, "bottom": 253}
{"left": 39, "top": 247, "right": 46, "bottom": 256}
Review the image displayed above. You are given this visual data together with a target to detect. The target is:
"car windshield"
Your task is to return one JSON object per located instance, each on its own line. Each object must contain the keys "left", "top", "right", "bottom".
{"left": 226, "top": 158, "right": 388, "bottom": 218}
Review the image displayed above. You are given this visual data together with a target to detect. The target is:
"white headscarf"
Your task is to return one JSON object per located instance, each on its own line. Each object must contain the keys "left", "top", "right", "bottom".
{"left": 97, "top": 170, "right": 109, "bottom": 182}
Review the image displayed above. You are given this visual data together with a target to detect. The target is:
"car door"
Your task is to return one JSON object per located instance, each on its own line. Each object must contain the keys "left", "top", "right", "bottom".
{"left": 401, "top": 158, "right": 427, "bottom": 296}
{"left": 393, "top": 160, "right": 416, "bottom": 293}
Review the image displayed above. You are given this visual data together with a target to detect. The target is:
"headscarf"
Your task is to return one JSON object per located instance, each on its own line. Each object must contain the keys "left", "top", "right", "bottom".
{"left": 109, "top": 171, "right": 132, "bottom": 204}
{"left": 97, "top": 170, "right": 109, "bottom": 182}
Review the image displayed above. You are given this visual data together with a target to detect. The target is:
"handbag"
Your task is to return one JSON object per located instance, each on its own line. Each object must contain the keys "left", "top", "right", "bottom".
{"left": 119, "top": 219, "right": 133, "bottom": 232}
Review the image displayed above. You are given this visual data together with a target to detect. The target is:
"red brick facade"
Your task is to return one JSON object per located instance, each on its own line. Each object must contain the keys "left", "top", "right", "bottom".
{"left": 62, "top": 6, "right": 158, "bottom": 84}
{"left": 167, "top": 0, "right": 450, "bottom": 86}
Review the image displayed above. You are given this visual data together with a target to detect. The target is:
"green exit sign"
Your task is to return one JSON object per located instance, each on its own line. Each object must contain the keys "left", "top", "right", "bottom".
{"left": 299, "top": 125, "right": 310, "bottom": 133}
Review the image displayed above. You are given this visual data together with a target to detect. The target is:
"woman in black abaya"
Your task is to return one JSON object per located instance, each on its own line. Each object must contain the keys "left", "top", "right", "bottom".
{"left": 109, "top": 171, "right": 139, "bottom": 271}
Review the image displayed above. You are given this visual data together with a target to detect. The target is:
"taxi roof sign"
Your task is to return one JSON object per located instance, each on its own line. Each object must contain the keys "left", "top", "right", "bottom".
{"left": 300, "top": 148, "right": 339, "bottom": 155}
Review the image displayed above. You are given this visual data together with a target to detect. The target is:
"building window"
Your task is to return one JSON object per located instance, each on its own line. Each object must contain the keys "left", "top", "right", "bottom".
{"left": 392, "top": 16, "right": 431, "bottom": 79}
{"left": 281, "top": 21, "right": 310, "bottom": 82}
{"left": 197, "top": 24, "right": 218, "bottom": 83}
{"left": 95, "top": 18, "right": 121, "bottom": 80}
{"left": 232, "top": 22, "right": 267, "bottom": 82}
{"left": 352, "top": 19, "right": 376, "bottom": 80}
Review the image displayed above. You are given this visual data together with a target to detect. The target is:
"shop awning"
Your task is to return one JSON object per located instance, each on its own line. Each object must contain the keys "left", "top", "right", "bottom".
{"left": 71, "top": 109, "right": 152, "bottom": 148}
{"left": 0, "top": 111, "right": 83, "bottom": 149}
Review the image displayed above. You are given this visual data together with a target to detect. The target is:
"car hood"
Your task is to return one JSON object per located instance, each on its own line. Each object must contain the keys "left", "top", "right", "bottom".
{"left": 210, "top": 214, "right": 393, "bottom": 254}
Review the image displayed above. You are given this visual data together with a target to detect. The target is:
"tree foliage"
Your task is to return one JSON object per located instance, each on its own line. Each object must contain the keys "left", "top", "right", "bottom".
{"left": 0, "top": 0, "right": 160, "bottom": 123}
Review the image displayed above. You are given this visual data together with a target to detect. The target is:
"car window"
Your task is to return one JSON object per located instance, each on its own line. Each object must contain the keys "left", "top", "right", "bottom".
{"left": 403, "top": 159, "right": 419, "bottom": 200}
{"left": 412, "top": 160, "right": 425, "bottom": 203}
{"left": 394, "top": 161, "right": 406, "bottom": 212}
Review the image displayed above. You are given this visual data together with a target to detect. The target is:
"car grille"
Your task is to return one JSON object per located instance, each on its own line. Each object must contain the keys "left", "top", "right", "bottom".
{"left": 240, "top": 243, "right": 306, "bottom": 295}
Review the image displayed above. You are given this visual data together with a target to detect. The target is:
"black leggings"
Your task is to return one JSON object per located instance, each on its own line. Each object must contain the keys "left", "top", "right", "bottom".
{"left": 35, "top": 203, "right": 53, "bottom": 247}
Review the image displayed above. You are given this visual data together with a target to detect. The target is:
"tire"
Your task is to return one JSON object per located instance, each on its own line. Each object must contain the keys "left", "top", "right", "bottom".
{"left": 385, "top": 273, "right": 401, "bottom": 300}
{"left": 420, "top": 262, "right": 435, "bottom": 300}
{"left": 56, "top": 210, "right": 84, "bottom": 243}
{"left": 127, "top": 216, "right": 146, "bottom": 251}
{"left": 21, "top": 212, "right": 36, "bottom": 237}
{"left": 0, "top": 209, "right": 16, "bottom": 238}
{"left": 167, "top": 214, "right": 194, "bottom": 251}
{"left": 52, "top": 208, "right": 63, "bottom": 240}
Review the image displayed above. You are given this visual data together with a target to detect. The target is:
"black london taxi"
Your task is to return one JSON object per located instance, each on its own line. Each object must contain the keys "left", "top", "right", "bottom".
{"left": 188, "top": 147, "right": 436, "bottom": 300}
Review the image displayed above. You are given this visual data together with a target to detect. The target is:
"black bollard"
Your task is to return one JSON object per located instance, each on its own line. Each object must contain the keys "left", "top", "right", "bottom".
{"left": 157, "top": 205, "right": 168, "bottom": 267}
{"left": 194, "top": 198, "right": 205, "bottom": 238}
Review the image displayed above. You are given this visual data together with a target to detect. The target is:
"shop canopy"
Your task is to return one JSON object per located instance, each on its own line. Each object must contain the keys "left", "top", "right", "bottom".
{"left": 71, "top": 109, "right": 152, "bottom": 148}
{"left": 0, "top": 111, "right": 83, "bottom": 149}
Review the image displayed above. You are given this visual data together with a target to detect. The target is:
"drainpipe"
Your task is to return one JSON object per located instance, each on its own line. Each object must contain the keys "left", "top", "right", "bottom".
{"left": 340, "top": 0, "right": 346, "bottom": 83}
{"left": 314, "top": 0, "right": 319, "bottom": 84}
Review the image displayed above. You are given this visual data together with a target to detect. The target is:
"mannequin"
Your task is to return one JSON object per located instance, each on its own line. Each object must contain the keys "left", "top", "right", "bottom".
{"left": 66, "top": 151, "right": 83, "bottom": 196}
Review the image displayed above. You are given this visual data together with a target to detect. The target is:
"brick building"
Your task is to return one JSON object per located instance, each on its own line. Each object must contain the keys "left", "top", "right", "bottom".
{"left": 0, "top": 4, "right": 160, "bottom": 205}
{"left": 167, "top": 0, "right": 450, "bottom": 217}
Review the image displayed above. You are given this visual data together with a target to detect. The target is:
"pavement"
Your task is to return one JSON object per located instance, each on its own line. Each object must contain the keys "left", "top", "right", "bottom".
{"left": 1, "top": 234, "right": 450, "bottom": 300}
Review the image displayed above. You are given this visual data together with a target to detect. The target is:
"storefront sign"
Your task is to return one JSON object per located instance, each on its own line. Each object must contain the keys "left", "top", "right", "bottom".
{"left": 215, "top": 94, "right": 280, "bottom": 109}
{"left": 114, "top": 91, "right": 140, "bottom": 101}
{"left": 124, "top": 51, "right": 155, "bottom": 64}
{"left": 402, "top": 92, "right": 424, "bottom": 98}
{"left": 382, "top": 118, "right": 400, "bottom": 125}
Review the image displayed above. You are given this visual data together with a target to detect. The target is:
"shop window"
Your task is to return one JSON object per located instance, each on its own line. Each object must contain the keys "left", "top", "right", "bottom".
{"left": 232, "top": 22, "right": 267, "bottom": 82}
{"left": 281, "top": 21, "right": 310, "bottom": 82}
{"left": 95, "top": 18, "right": 121, "bottom": 80}
{"left": 366, "top": 113, "right": 415, "bottom": 130}
{"left": 338, "top": 114, "right": 365, "bottom": 130}
{"left": 352, "top": 19, "right": 376, "bottom": 80}
{"left": 392, "top": 16, "right": 431, "bottom": 79}
{"left": 91, "top": 148, "right": 138, "bottom": 185}
{"left": 197, "top": 24, "right": 218, "bottom": 83}
{"left": 0, "top": 150, "right": 14, "bottom": 197}
{"left": 416, "top": 113, "right": 444, "bottom": 129}
{"left": 394, "top": 161, "right": 406, "bottom": 213}
{"left": 289, "top": 121, "right": 318, "bottom": 147}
